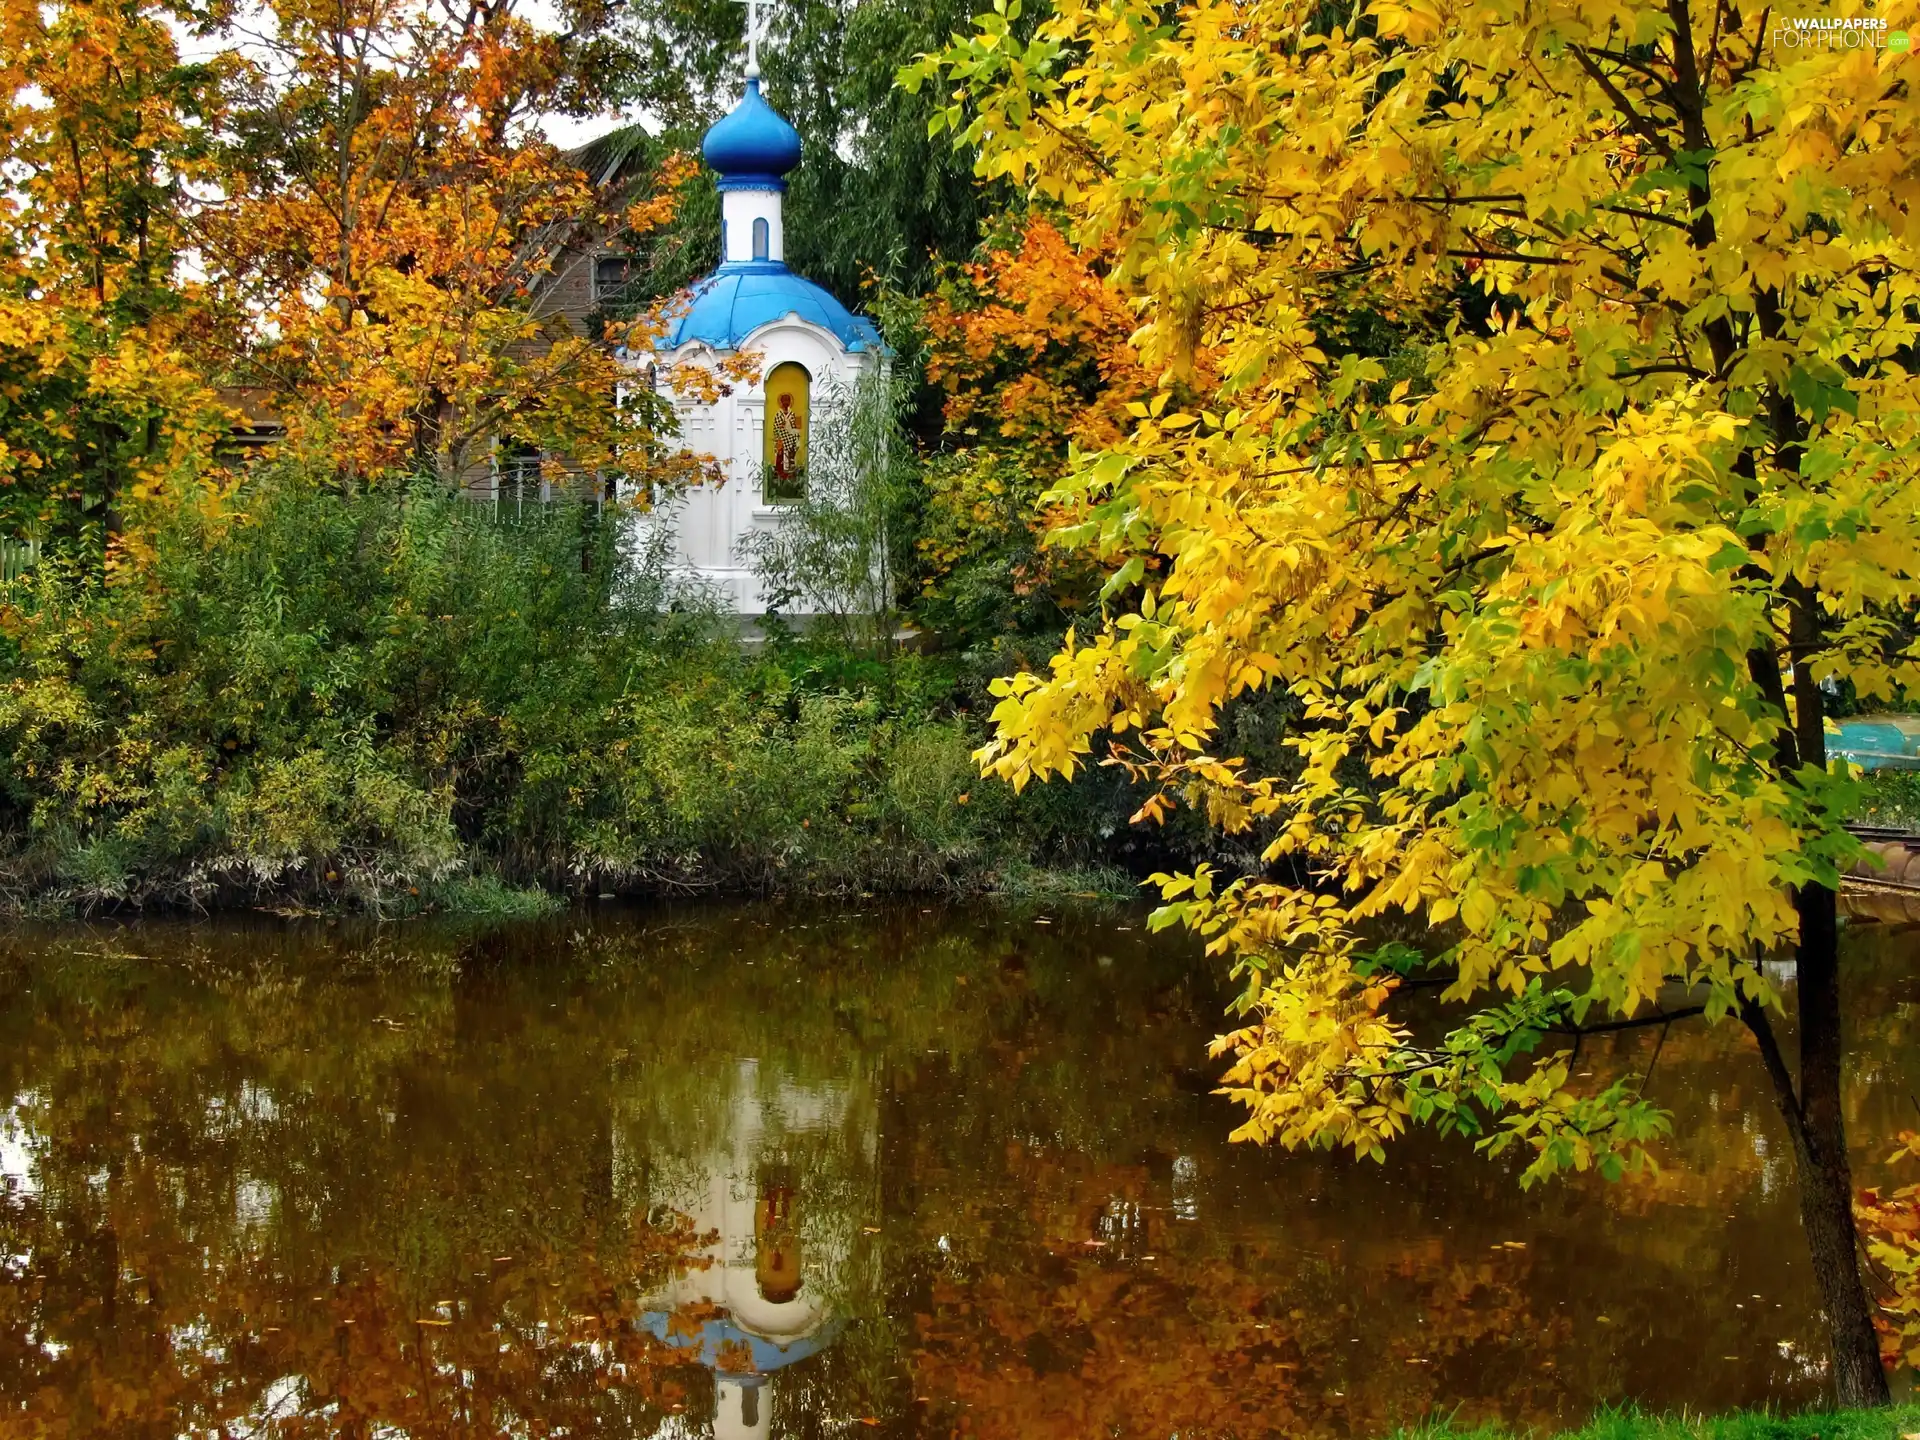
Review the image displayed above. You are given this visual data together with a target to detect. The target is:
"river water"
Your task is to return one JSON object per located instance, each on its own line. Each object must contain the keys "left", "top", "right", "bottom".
{"left": 1, "top": 903, "right": 1917, "bottom": 1438}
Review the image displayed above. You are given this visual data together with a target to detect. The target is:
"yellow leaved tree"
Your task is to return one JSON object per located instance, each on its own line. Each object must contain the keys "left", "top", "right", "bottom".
{"left": 0, "top": 0, "right": 238, "bottom": 546}
{"left": 907, "top": 0, "right": 1920, "bottom": 1404}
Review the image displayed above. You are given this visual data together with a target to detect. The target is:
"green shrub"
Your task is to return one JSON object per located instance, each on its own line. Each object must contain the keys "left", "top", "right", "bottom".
{"left": 0, "top": 464, "right": 1144, "bottom": 913}
{"left": 1386, "top": 1404, "right": 1920, "bottom": 1440}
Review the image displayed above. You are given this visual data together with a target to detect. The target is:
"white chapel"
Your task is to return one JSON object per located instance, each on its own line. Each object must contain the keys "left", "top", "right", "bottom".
{"left": 639, "top": 13, "right": 886, "bottom": 614}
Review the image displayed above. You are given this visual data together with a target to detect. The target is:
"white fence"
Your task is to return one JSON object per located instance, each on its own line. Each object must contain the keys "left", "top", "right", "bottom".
{"left": 1, "top": 538, "right": 41, "bottom": 582}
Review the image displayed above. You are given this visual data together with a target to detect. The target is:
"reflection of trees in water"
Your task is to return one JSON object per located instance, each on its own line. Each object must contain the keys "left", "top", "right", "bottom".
{"left": 905, "top": 1223, "right": 1566, "bottom": 1438}
{"left": 0, "top": 928, "right": 717, "bottom": 1435}
{"left": 0, "top": 907, "right": 1025, "bottom": 1437}
{"left": 0, "top": 907, "right": 1916, "bottom": 1435}
{"left": 860, "top": 920, "right": 1920, "bottom": 1436}
{"left": 876, "top": 1026, "right": 1573, "bottom": 1438}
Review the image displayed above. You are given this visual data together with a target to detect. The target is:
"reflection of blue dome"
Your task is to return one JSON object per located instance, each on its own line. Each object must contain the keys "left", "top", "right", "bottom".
{"left": 663, "top": 261, "right": 884, "bottom": 353}
{"left": 640, "top": 1310, "right": 844, "bottom": 1374}
{"left": 702, "top": 79, "right": 802, "bottom": 192}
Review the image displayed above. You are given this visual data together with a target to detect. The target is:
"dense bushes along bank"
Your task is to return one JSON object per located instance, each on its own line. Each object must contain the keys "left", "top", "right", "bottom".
{"left": 0, "top": 471, "right": 1144, "bottom": 916}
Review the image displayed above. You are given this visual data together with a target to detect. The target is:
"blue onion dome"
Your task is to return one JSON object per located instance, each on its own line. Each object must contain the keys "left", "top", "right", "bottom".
{"left": 702, "top": 79, "right": 803, "bottom": 191}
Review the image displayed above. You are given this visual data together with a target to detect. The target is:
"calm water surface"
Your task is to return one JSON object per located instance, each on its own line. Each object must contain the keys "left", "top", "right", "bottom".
{"left": 3, "top": 904, "right": 1919, "bottom": 1438}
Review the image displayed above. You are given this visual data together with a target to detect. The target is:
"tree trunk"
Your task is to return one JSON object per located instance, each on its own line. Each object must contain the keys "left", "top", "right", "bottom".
{"left": 1747, "top": 883, "right": 1891, "bottom": 1408}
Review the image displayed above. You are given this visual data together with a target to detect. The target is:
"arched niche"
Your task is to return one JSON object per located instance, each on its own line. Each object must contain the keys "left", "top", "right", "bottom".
{"left": 762, "top": 360, "right": 810, "bottom": 501}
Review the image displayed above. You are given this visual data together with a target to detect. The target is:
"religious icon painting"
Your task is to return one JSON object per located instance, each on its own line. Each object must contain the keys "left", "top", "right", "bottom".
{"left": 763, "top": 360, "right": 810, "bottom": 501}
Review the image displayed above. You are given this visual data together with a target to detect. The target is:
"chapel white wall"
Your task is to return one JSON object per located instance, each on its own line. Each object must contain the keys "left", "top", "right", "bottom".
{"left": 640, "top": 316, "right": 876, "bottom": 614}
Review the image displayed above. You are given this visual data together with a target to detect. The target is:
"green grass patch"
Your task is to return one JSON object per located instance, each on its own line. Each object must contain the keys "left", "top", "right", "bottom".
{"left": 1853, "top": 771, "right": 1920, "bottom": 830}
{"left": 985, "top": 861, "right": 1138, "bottom": 901}
{"left": 421, "top": 874, "right": 565, "bottom": 920}
{"left": 1389, "top": 1404, "right": 1920, "bottom": 1440}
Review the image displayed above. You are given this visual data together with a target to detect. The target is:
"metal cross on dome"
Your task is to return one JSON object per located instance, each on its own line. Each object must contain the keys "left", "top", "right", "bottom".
{"left": 730, "top": 0, "right": 774, "bottom": 78}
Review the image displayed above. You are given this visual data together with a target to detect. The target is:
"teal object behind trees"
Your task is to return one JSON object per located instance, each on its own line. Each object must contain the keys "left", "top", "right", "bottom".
{"left": 1832, "top": 714, "right": 1920, "bottom": 771}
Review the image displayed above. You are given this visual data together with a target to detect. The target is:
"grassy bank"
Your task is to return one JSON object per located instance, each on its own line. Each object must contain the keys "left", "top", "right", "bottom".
{"left": 0, "top": 469, "right": 1150, "bottom": 917}
{"left": 1393, "top": 1406, "right": 1920, "bottom": 1440}
{"left": 1854, "top": 771, "right": 1920, "bottom": 831}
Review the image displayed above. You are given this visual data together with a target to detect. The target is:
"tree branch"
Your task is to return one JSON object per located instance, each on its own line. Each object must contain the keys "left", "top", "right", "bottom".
{"left": 1613, "top": 362, "right": 1709, "bottom": 381}
{"left": 1741, "top": 994, "right": 1809, "bottom": 1149}
{"left": 1405, "top": 192, "right": 1530, "bottom": 206}
{"left": 1569, "top": 45, "right": 1676, "bottom": 159}
{"left": 1545, "top": 1005, "right": 1705, "bottom": 1037}
{"left": 1598, "top": 203, "right": 1691, "bottom": 232}
{"left": 1444, "top": 248, "right": 1574, "bottom": 266}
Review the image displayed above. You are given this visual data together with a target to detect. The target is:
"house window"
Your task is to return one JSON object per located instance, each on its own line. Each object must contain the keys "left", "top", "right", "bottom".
{"left": 763, "top": 361, "right": 809, "bottom": 502}
{"left": 593, "top": 254, "right": 637, "bottom": 305}
{"left": 752, "top": 217, "right": 770, "bottom": 262}
{"left": 496, "top": 443, "right": 548, "bottom": 507}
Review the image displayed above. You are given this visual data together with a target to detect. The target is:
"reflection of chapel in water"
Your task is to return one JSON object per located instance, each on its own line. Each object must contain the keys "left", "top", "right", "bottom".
{"left": 621, "top": 1056, "right": 878, "bottom": 1440}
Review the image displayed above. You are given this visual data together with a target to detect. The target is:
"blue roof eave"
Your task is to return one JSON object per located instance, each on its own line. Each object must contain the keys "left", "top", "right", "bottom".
{"left": 661, "top": 262, "right": 887, "bottom": 355}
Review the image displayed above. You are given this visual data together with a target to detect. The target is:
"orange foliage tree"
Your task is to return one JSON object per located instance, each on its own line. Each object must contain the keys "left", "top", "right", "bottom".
{"left": 1859, "top": 1132, "right": 1920, "bottom": 1372}
{"left": 200, "top": 0, "right": 693, "bottom": 489}
{"left": 912, "top": 215, "right": 1165, "bottom": 644}
{"left": 1, "top": 0, "right": 705, "bottom": 557}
